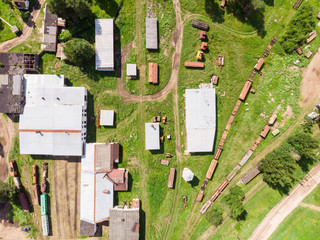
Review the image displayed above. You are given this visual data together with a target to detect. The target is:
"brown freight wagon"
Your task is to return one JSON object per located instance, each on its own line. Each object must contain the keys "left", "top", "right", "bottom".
{"left": 260, "top": 125, "right": 270, "bottom": 138}
{"left": 226, "top": 165, "right": 240, "bottom": 182}
{"left": 251, "top": 142, "right": 259, "bottom": 151}
{"left": 206, "top": 159, "right": 218, "bottom": 179}
{"left": 32, "top": 165, "right": 37, "bottom": 184}
{"left": 238, "top": 150, "right": 253, "bottom": 167}
{"left": 196, "top": 191, "right": 204, "bottom": 202}
{"left": 210, "top": 190, "right": 220, "bottom": 202}
{"left": 218, "top": 130, "right": 229, "bottom": 148}
{"left": 254, "top": 58, "right": 265, "bottom": 71}
{"left": 225, "top": 114, "right": 235, "bottom": 131}
{"left": 232, "top": 100, "right": 242, "bottom": 116}
{"left": 32, "top": 185, "right": 40, "bottom": 206}
{"left": 192, "top": 20, "right": 209, "bottom": 31}
{"left": 201, "top": 178, "right": 209, "bottom": 190}
{"left": 18, "top": 191, "right": 30, "bottom": 212}
{"left": 217, "top": 179, "right": 229, "bottom": 192}
{"left": 184, "top": 62, "right": 205, "bottom": 68}
{"left": 268, "top": 113, "right": 277, "bottom": 126}
{"left": 255, "top": 136, "right": 263, "bottom": 144}
{"left": 168, "top": 168, "right": 175, "bottom": 188}
{"left": 148, "top": 62, "right": 158, "bottom": 84}
{"left": 214, "top": 147, "right": 223, "bottom": 160}
{"left": 239, "top": 81, "right": 252, "bottom": 101}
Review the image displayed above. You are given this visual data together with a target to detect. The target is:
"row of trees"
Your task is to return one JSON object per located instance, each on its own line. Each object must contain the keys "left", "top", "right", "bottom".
{"left": 280, "top": 3, "right": 316, "bottom": 53}
{"left": 259, "top": 132, "right": 319, "bottom": 192}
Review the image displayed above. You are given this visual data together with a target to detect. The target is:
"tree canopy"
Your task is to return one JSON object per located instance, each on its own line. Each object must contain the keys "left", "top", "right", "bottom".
{"left": 259, "top": 148, "right": 297, "bottom": 189}
{"left": 0, "top": 181, "right": 17, "bottom": 202}
{"left": 280, "top": 3, "right": 316, "bottom": 53}
{"left": 224, "top": 186, "right": 246, "bottom": 220}
{"left": 227, "top": 0, "right": 265, "bottom": 14}
{"left": 206, "top": 207, "right": 223, "bottom": 227}
{"left": 47, "top": 0, "right": 92, "bottom": 21}
{"left": 63, "top": 38, "right": 94, "bottom": 67}
{"left": 288, "top": 132, "right": 319, "bottom": 159}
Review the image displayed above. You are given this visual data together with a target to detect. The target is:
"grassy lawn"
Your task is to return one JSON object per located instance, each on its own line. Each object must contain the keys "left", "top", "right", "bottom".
{"left": 303, "top": 183, "right": 320, "bottom": 207}
{"left": 269, "top": 206, "right": 320, "bottom": 240}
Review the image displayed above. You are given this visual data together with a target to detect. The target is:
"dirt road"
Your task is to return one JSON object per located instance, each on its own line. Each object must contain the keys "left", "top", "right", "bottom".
{"left": 51, "top": 158, "right": 80, "bottom": 239}
{"left": 0, "top": 222, "right": 29, "bottom": 240}
{"left": 0, "top": 0, "right": 45, "bottom": 52}
{"left": 249, "top": 161, "right": 320, "bottom": 240}
{"left": 0, "top": 115, "right": 16, "bottom": 182}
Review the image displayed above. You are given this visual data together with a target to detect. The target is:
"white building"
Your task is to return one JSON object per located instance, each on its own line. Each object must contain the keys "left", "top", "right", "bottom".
{"left": 19, "top": 74, "right": 87, "bottom": 156}
{"left": 100, "top": 110, "right": 115, "bottom": 126}
{"left": 185, "top": 88, "right": 216, "bottom": 153}
{"left": 145, "top": 123, "right": 160, "bottom": 150}
{"left": 95, "top": 19, "right": 114, "bottom": 71}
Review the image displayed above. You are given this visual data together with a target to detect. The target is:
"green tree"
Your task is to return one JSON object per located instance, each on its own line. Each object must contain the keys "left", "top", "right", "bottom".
{"left": 58, "top": 30, "right": 72, "bottom": 42}
{"left": 47, "top": 0, "right": 91, "bottom": 21}
{"left": 206, "top": 207, "right": 223, "bottom": 226}
{"left": 228, "top": 0, "right": 265, "bottom": 14}
{"left": 288, "top": 132, "right": 318, "bottom": 160}
{"left": 259, "top": 148, "right": 297, "bottom": 189}
{"left": 63, "top": 38, "right": 94, "bottom": 67}
{"left": 0, "top": 182, "right": 17, "bottom": 202}
{"left": 224, "top": 186, "right": 246, "bottom": 220}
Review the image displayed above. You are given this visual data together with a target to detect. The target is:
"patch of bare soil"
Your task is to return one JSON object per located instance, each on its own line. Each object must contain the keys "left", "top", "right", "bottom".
{"left": 0, "top": 222, "right": 29, "bottom": 240}
{"left": 300, "top": 48, "right": 320, "bottom": 107}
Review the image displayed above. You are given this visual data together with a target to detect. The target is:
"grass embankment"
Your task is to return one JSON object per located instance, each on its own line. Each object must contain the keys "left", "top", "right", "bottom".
{"left": 0, "top": 1, "right": 22, "bottom": 43}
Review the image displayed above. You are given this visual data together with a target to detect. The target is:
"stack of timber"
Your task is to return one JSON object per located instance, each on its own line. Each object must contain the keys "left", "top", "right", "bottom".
{"left": 192, "top": 20, "right": 209, "bottom": 31}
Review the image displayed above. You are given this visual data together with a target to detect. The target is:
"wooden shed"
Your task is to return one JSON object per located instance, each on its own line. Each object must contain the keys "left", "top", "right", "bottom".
{"left": 260, "top": 125, "right": 270, "bottom": 138}
{"left": 192, "top": 20, "right": 209, "bottom": 31}
{"left": 254, "top": 58, "right": 265, "bottom": 71}
{"left": 148, "top": 62, "right": 158, "bottom": 84}
{"left": 168, "top": 168, "right": 175, "bottom": 188}
{"left": 296, "top": 46, "right": 303, "bottom": 55}
{"left": 239, "top": 81, "right": 252, "bottom": 101}
{"left": 305, "top": 50, "right": 313, "bottom": 59}
{"left": 199, "top": 31, "right": 207, "bottom": 40}
{"left": 184, "top": 62, "right": 205, "bottom": 68}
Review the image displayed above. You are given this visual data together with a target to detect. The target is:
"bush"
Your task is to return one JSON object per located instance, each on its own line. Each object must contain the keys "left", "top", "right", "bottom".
{"left": 280, "top": 3, "right": 316, "bottom": 53}
{"left": 206, "top": 207, "right": 223, "bottom": 226}
{"left": 58, "top": 30, "right": 72, "bottom": 42}
{"left": 63, "top": 38, "right": 94, "bottom": 67}
{"left": 0, "top": 182, "right": 17, "bottom": 202}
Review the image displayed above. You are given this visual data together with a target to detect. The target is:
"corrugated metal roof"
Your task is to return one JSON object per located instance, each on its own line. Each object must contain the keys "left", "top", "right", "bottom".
{"left": 126, "top": 64, "right": 137, "bottom": 76}
{"left": 95, "top": 19, "right": 114, "bottom": 71}
{"left": 146, "top": 18, "right": 158, "bottom": 49}
{"left": 145, "top": 123, "right": 160, "bottom": 150}
{"left": 185, "top": 88, "right": 216, "bottom": 152}
{"left": 12, "top": 75, "right": 22, "bottom": 95}
{"left": 19, "top": 74, "right": 87, "bottom": 156}
{"left": 100, "top": 110, "right": 114, "bottom": 126}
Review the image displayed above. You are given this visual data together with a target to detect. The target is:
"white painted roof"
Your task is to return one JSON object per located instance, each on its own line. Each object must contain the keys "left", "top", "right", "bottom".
{"left": 145, "top": 123, "right": 160, "bottom": 150}
{"left": 126, "top": 64, "right": 137, "bottom": 76}
{"left": 80, "top": 172, "right": 114, "bottom": 224}
{"left": 19, "top": 74, "right": 87, "bottom": 156}
{"left": 100, "top": 110, "right": 114, "bottom": 126}
{"left": 95, "top": 19, "right": 114, "bottom": 71}
{"left": 185, "top": 88, "right": 216, "bottom": 152}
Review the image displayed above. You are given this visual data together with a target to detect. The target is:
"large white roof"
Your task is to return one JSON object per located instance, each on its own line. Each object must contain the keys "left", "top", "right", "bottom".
{"left": 80, "top": 172, "right": 114, "bottom": 224}
{"left": 185, "top": 88, "right": 216, "bottom": 152}
{"left": 145, "top": 123, "right": 160, "bottom": 150}
{"left": 19, "top": 74, "right": 87, "bottom": 156}
{"left": 95, "top": 19, "right": 114, "bottom": 71}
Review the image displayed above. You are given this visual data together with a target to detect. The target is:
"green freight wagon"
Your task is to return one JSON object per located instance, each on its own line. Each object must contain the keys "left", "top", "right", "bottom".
{"left": 40, "top": 194, "right": 47, "bottom": 215}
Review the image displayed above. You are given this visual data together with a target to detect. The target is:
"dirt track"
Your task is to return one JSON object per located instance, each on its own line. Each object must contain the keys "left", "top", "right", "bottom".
{"left": 249, "top": 161, "right": 320, "bottom": 240}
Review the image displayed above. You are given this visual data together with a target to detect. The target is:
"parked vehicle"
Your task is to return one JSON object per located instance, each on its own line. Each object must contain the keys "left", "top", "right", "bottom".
{"left": 21, "top": 227, "right": 31, "bottom": 232}
{"left": 32, "top": 165, "right": 37, "bottom": 184}
{"left": 9, "top": 160, "right": 18, "bottom": 177}
{"left": 41, "top": 179, "right": 48, "bottom": 193}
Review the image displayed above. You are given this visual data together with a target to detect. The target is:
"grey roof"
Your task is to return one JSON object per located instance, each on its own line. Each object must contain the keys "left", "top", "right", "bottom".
{"left": 145, "top": 123, "right": 160, "bottom": 150}
{"left": 95, "top": 19, "right": 114, "bottom": 71}
{"left": 100, "top": 110, "right": 114, "bottom": 126}
{"left": 126, "top": 64, "right": 137, "bottom": 77}
{"left": 146, "top": 18, "right": 158, "bottom": 49}
{"left": 42, "top": 4, "right": 58, "bottom": 52}
{"left": 80, "top": 221, "right": 97, "bottom": 237}
{"left": 12, "top": 75, "right": 22, "bottom": 95}
{"left": 109, "top": 207, "right": 139, "bottom": 240}
{"left": 185, "top": 88, "right": 216, "bottom": 152}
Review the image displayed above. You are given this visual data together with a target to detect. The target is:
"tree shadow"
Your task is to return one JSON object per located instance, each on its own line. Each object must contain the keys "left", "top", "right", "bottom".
{"left": 297, "top": 156, "right": 316, "bottom": 172}
{"left": 93, "top": 0, "right": 119, "bottom": 18}
{"left": 236, "top": 209, "right": 247, "bottom": 221}
{"left": 264, "top": 0, "right": 274, "bottom": 6}
{"left": 205, "top": 0, "right": 225, "bottom": 23}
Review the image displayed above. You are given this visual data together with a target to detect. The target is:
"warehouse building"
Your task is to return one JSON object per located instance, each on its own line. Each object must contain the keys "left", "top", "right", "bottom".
{"left": 146, "top": 18, "right": 158, "bottom": 50}
{"left": 145, "top": 123, "right": 160, "bottom": 150}
{"left": 185, "top": 88, "right": 216, "bottom": 153}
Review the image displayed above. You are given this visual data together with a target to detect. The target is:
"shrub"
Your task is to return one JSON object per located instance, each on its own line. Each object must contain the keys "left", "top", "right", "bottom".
{"left": 206, "top": 207, "right": 223, "bottom": 226}
{"left": 63, "top": 38, "right": 94, "bottom": 67}
{"left": 58, "top": 30, "right": 72, "bottom": 42}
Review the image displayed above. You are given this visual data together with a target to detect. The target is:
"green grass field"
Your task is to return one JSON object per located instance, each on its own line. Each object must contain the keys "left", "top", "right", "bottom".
{"left": 303, "top": 184, "right": 320, "bottom": 207}
{"left": 6, "top": 0, "right": 320, "bottom": 239}
{"left": 269, "top": 206, "right": 320, "bottom": 240}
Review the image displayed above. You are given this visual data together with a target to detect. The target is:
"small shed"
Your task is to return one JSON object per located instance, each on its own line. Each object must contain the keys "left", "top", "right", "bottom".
{"left": 146, "top": 18, "right": 158, "bottom": 50}
{"left": 200, "top": 42, "right": 208, "bottom": 51}
{"left": 182, "top": 168, "right": 194, "bottom": 182}
{"left": 199, "top": 31, "right": 207, "bottom": 40}
{"left": 168, "top": 168, "right": 175, "bottom": 188}
{"left": 254, "top": 58, "right": 265, "bottom": 71}
{"left": 100, "top": 110, "right": 115, "bottom": 126}
{"left": 296, "top": 46, "right": 303, "bottom": 55}
{"left": 148, "top": 62, "right": 158, "bottom": 84}
{"left": 184, "top": 62, "right": 204, "bottom": 68}
{"left": 271, "top": 129, "right": 280, "bottom": 136}
{"left": 305, "top": 50, "right": 313, "bottom": 59}
{"left": 192, "top": 20, "right": 209, "bottom": 31}
{"left": 127, "top": 64, "right": 137, "bottom": 79}
{"left": 145, "top": 123, "right": 160, "bottom": 150}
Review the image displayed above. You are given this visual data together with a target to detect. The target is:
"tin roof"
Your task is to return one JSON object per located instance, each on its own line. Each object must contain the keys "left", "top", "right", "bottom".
{"left": 100, "top": 110, "right": 114, "bottom": 126}
{"left": 42, "top": 4, "right": 58, "bottom": 52}
{"left": 145, "top": 123, "right": 160, "bottom": 150}
{"left": 127, "top": 64, "right": 137, "bottom": 77}
{"left": 95, "top": 19, "right": 114, "bottom": 71}
{"left": 185, "top": 88, "right": 216, "bottom": 152}
{"left": 146, "top": 18, "right": 158, "bottom": 49}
